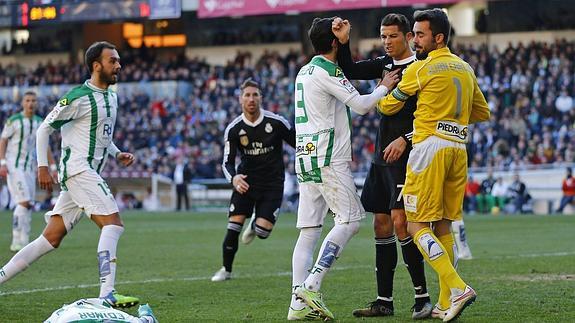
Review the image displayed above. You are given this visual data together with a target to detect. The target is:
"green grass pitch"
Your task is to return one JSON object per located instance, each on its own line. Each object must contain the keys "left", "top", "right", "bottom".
{"left": 0, "top": 211, "right": 574, "bottom": 322}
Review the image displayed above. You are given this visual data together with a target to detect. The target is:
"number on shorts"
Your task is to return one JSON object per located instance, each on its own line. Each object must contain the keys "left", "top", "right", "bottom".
{"left": 396, "top": 184, "right": 404, "bottom": 202}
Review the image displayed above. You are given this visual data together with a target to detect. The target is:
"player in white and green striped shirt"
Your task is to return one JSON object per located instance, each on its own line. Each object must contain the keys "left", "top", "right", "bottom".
{"left": 0, "top": 42, "right": 139, "bottom": 309}
{"left": 0, "top": 91, "right": 56, "bottom": 252}
{"left": 288, "top": 17, "right": 399, "bottom": 320}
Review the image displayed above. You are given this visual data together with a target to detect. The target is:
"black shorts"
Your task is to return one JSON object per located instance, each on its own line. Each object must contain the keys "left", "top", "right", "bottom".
{"left": 360, "top": 163, "right": 406, "bottom": 214}
{"left": 228, "top": 188, "right": 283, "bottom": 224}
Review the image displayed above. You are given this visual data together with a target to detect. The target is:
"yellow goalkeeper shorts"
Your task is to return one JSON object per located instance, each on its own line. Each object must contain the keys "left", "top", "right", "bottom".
{"left": 403, "top": 136, "right": 467, "bottom": 223}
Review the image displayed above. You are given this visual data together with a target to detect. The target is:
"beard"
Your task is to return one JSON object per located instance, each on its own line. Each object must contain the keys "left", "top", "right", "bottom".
{"left": 416, "top": 50, "right": 429, "bottom": 60}
{"left": 100, "top": 70, "right": 119, "bottom": 85}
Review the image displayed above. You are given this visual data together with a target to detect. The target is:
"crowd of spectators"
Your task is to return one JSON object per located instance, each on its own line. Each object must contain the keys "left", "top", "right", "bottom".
{"left": 0, "top": 39, "right": 573, "bottom": 182}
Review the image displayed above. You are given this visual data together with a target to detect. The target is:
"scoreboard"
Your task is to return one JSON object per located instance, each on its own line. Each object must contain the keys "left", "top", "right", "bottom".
{"left": 2, "top": 0, "right": 181, "bottom": 27}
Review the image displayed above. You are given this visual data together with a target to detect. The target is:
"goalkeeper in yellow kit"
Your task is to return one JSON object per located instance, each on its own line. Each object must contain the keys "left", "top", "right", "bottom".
{"left": 378, "top": 9, "right": 490, "bottom": 322}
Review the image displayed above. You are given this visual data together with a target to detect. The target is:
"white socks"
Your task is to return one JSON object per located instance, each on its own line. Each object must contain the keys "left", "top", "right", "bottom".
{"left": 302, "top": 221, "right": 360, "bottom": 292}
{"left": 0, "top": 235, "right": 55, "bottom": 283}
{"left": 97, "top": 225, "right": 124, "bottom": 297}
{"left": 290, "top": 227, "right": 322, "bottom": 310}
{"left": 12, "top": 205, "right": 32, "bottom": 246}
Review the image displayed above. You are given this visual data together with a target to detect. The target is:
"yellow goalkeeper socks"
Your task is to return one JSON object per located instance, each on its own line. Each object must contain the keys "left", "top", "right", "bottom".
{"left": 437, "top": 233, "right": 456, "bottom": 310}
{"left": 413, "top": 227, "right": 466, "bottom": 298}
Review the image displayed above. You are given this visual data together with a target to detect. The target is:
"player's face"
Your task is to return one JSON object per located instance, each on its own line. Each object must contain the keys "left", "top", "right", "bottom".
{"left": 97, "top": 48, "right": 121, "bottom": 85}
{"left": 380, "top": 25, "right": 411, "bottom": 59}
{"left": 21, "top": 94, "right": 37, "bottom": 117}
{"left": 413, "top": 21, "right": 438, "bottom": 60}
{"left": 239, "top": 86, "right": 261, "bottom": 116}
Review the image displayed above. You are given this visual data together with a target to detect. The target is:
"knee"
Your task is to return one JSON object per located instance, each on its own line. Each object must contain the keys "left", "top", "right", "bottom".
{"left": 374, "top": 215, "right": 393, "bottom": 237}
{"left": 255, "top": 224, "right": 273, "bottom": 239}
{"left": 393, "top": 217, "right": 408, "bottom": 238}
{"left": 344, "top": 221, "right": 361, "bottom": 236}
{"left": 43, "top": 233, "right": 64, "bottom": 248}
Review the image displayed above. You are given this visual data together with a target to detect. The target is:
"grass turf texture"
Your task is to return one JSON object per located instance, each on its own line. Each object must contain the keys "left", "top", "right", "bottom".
{"left": 0, "top": 211, "right": 574, "bottom": 322}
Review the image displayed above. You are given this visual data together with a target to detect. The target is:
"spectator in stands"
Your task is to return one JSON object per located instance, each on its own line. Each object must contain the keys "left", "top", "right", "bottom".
{"left": 556, "top": 167, "right": 575, "bottom": 214}
{"left": 477, "top": 170, "right": 496, "bottom": 213}
{"left": 555, "top": 90, "right": 573, "bottom": 114}
{"left": 143, "top": 187, "right": 160, "bottom": 212}
{"left": 173, "top": 156, "right": 192, "bottom": 211}
{"left": 491, "top": 177, "right": 508, "bottom": 214}
{"left": 464, "top": 175, "right": 481, "bottom": 214}
{"left": 507, "top": 173, "right": 529, "bottom": 214}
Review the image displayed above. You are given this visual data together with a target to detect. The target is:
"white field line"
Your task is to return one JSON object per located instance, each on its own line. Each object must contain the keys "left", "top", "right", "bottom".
{"left": 1, "top": 251, "right": 574, "bottom": 297}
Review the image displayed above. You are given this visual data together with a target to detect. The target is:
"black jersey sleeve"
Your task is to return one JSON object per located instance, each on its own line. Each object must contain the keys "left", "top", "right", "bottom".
{"left": 282, "top": 123, "right": 296, "bottom": 148}
{"left": 336, "top": 41, "right": 390, "bottom": 80}
{"left": 401, "top": 131, "right": 413, "bottom": 148}
{"left": 222, "top": 127, "right": 238, "bottom": 182}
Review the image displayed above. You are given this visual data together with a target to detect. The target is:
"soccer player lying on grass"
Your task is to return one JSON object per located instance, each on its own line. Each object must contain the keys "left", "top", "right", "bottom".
{"left": 44, "top": 298, "right": 157, "bottom": 323}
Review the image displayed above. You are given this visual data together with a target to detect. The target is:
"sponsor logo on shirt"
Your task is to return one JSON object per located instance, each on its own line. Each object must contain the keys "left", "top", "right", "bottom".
{"left": 339, "top": 78, "right": 356, "bottom": 93}
{"left": 436, "top": 121, "right": 468, "bottom": 142}
{"left": 404, "top": 194, "right": 417, "bottom": 212}
{"left": 296, "top": 142, "right": 316, "bottom": 156}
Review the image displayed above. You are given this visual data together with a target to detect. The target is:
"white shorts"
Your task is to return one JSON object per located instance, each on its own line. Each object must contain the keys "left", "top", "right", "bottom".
{"left": 296, "top": 161, "right": 365, "bottom": 229}
{"left": 7, "top": 169, "right": 35, "bottom": 204}
{"left": 45, "top": 170, "right": 118, "bottom": 231}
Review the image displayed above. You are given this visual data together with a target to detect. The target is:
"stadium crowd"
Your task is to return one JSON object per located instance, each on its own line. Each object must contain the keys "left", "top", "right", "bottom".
{"left": 0, "top": 39, "right": 574, "bottom": 180}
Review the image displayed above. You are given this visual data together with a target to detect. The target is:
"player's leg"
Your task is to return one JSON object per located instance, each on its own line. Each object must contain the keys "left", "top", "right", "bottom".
{"left": 212, "top": 190, "right": 253, "bottom": 281}
{"left": 288, "top": 182, "right": 326, "bottom": 320}
{"left": 7, "top": 172, "right": 32, "bottom": 251}
{"left": 404, "top": 140, "right": 474, "bottom": 321}
{"left": 353, "top": 164, "right": 396, "bottom": 317}
{"left": 0, "top": 191, "right": 79, "bottom": 284}
{"left": 252, "top": 189, "right": 282, "bottom": 240}
{"left": 388, "top": 165, "right": 432, "bottom": 319}
{"left": 440, "top": 152, "right": 476, "bottom": 321}
{"left": 452, "top": 219, "right": 472, "bottom": 260}
{"left": 241, "top": 189, "right": 281, "bottom": 244}
{"left": 66, "top": 170, "right": 138, "bottom": 308}
{"left": 296, "top": 162, "right": 364, "bottom": 319}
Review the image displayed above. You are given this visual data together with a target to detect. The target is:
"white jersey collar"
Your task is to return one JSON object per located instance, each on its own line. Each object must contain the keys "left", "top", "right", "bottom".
{"left": 242, "top": 110, "right": 264, "bottom": 127}
{"left": 85, "top": 80, "right": 108, "bottom": 93}
{"left": 393, "top": 54, "right": 416, "bottom": 65}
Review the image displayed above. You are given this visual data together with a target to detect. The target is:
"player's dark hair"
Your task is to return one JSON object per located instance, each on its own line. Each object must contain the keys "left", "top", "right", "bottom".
{"left": 85, "top": 41, "right": 116, "bottom": 74}
{"left": 414, "top": 8, "right": 451, "bottom": 45}
{"left": 240, "top": 78, "right": 260, "bottom": 94}
{"left": 23, "top": 91, "right": 36, "bottom": 97}
{"left": 308, "top": 17, "right": 337, "bottom": 54}
{"left": 381, "top": 13, "right": 412, "bottom": 35}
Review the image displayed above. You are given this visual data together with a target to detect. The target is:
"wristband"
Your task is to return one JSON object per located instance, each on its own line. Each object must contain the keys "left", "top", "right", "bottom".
{"left": 0, "top": 159, "right": 6, "bottom": 166}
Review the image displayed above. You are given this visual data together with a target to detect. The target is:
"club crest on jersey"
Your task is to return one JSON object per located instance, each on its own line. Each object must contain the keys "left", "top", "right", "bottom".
{"left": 240, "top": 135, "right": 249, "bottom": 146}
{"left": 265, "top": 123, "right": 273, "bottom": 133}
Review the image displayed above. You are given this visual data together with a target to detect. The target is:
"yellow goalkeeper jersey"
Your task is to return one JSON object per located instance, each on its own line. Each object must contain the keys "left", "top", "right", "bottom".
{"left": 378, "top": 47, "right": 490, "bottom": 144}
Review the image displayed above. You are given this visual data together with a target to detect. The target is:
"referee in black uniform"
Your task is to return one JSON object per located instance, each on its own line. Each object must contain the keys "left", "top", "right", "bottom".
{"left": 211, "top": 78, "right": 296, "bottom": 282}
{"left": 333, "top": 14, "right": 432, "bottom": 319}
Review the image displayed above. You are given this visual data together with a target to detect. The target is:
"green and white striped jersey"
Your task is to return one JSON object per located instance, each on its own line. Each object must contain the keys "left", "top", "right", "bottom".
{"left": 42, "top": 81, "right": 118, "bottom": 182}
{"left": 294, "top": 56, "right": 358, "bottom": 176}
{"left": 0, "top": 112, "right": 43, "bottom": 172}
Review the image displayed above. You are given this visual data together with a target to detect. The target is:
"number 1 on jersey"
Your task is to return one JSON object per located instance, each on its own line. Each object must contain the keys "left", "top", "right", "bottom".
{"left": 295, "top": 82, "right": 308, "bottom": 124}
{"left": 453, "top": 77, "right": 462, "bottom": 119}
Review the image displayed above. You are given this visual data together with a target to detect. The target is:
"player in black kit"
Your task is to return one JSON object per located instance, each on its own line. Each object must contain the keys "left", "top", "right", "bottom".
{"left": 332, "top": 14, "right": 432, "bottom": 319}
{"left": 211, "top": 78, "right": 296, "bottom": 282}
